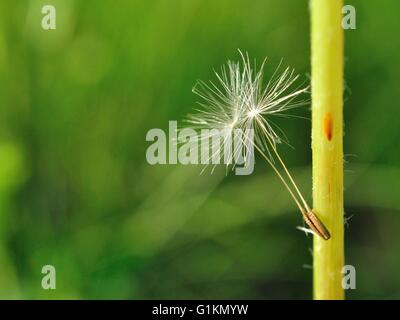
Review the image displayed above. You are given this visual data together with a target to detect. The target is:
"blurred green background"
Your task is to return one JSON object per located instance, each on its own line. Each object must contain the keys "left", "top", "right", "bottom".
{"left": 0, "top": 0, "right": 400, "bottom": 299}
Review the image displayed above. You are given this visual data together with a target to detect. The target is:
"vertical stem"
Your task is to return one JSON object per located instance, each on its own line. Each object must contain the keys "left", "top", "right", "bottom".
{"left": 311, "top": 0, "right": 344, "bottom": 299}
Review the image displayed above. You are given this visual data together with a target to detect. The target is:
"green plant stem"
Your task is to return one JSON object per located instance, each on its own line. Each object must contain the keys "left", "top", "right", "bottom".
{"left": 311, "top": 0, "right": 345, "bottom": 300}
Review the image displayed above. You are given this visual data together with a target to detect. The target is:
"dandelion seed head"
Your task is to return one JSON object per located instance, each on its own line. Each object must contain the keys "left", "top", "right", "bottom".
{"left": 184, "top": 50, "right": 309, "bottom": 171}
{"left": 180, "top": 52, "right": 329, "bottom": 238}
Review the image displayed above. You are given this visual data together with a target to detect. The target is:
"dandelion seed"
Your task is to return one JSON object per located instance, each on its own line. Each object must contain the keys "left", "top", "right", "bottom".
{"left": 184, "top": 51, "right": 331, "bottom": 240}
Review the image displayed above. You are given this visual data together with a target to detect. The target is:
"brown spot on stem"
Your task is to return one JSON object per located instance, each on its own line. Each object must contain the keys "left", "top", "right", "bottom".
{"left": 323, "top": 112, "right": 333, "bottom": 141}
